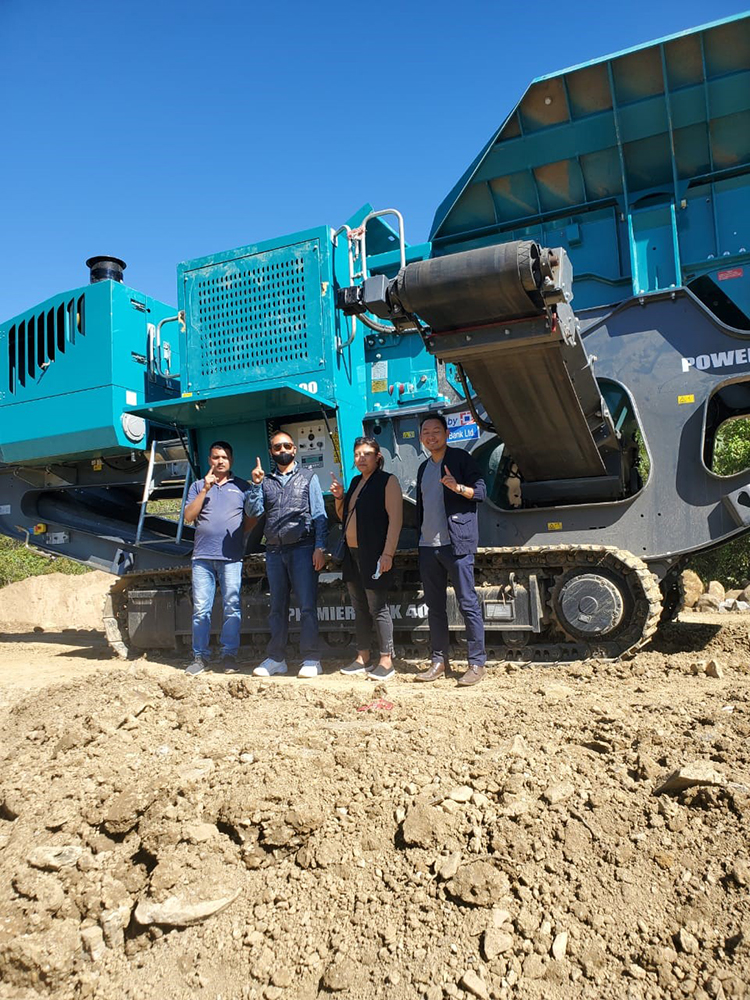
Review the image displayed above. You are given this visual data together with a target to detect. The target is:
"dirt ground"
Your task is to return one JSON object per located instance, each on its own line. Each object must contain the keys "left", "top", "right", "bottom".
{"left": 0, "top": 576, "right": 748, "bottom": 1000}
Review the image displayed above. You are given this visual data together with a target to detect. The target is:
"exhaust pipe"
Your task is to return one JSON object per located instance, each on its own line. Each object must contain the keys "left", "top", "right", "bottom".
{"left": 86, "top": 255, "right": 127, "bottom": 284}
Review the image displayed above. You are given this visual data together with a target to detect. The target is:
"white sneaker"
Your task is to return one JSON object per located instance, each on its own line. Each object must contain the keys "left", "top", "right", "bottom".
{"left": 253, "top": 658, "right": 288, "bottom": 677}
{"left": 297, "top": 660, "right": 323, "bottom": 678}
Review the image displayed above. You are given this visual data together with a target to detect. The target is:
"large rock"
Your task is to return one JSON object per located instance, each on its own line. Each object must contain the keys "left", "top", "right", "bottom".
{"left": 695, "top": 594, "right": 720, "bottom": 612}
{"left": 680, "top": 570, "right": 703, "bottom": 609}
{"left": 707, "top": 580, "right": 726, "bottom": 602}
{"left": 134, "top": 887, "right": 241, "bottom": 927}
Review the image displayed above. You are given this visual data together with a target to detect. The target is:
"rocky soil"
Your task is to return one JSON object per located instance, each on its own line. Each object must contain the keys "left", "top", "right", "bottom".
{"left": 0, "top": 584, "right": 749, "bottom": 1000}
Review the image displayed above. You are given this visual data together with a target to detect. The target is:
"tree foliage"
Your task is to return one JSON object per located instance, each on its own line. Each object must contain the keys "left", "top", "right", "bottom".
{"left": 686, "top": 417, "right": 750, "bottom": 588}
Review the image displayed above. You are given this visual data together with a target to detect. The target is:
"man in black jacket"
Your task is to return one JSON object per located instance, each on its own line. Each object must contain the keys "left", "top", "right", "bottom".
{"left": 244, "top": 431, "right": 327, "bottom": 678}
{"left": 415, "top": 414, "right": 487, "bottom": 686}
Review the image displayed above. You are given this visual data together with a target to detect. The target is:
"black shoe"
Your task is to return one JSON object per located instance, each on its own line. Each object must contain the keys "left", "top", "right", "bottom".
{"left": 220, "top": 655, "right": 239, "bottom": 674}
{"left": 367, "top": 664, "right": 395, "bottom": 681}
{"left": 185, "top": 657, "right": 206, "bottom": 677}
{"left": 340, "top": 660, "right": 368, "bottom": 676}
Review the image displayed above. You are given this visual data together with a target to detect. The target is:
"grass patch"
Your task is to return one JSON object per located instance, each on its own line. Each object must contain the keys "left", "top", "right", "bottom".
{"left": 0, "top": 535, "right": 91, "bottom": 589}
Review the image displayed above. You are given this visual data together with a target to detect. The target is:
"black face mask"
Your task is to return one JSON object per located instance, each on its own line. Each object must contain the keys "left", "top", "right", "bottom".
{"left": 274, "top": 451, "right": 295, "bottom": 467}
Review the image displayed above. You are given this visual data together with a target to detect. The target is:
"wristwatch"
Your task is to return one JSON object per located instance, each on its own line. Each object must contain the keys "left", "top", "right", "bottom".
{"left": 457, "top": 484, "right": 465, "bottom": 496}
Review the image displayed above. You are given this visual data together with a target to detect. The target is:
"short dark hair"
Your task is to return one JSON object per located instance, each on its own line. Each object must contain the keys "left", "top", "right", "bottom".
{"left": 354, "top": 436, "right": 384, "bottom": 469}
{"left": 270, "top": 430, "right": 294, "bottom": 446}
{"left": 419, "top": 413, "right": 448, "bottom": 431}
{"left": 208, "top": 440, "right": 233, "bottom": 458}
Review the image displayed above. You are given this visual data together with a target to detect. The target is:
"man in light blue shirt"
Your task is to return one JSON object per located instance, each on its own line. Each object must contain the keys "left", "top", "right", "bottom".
{"left": 183, "top": 440, "right": 251, "bottom": 676}
{"left": 244, "top": 430, "right": 327, "bottom": 678}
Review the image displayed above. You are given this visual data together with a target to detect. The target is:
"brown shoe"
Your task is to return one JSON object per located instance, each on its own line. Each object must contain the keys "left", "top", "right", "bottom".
{"left": 457, "top": 664, "right": 485, "bottom": 687}
{"left": 415, "top": 661, "right": 447, "bottom": 683}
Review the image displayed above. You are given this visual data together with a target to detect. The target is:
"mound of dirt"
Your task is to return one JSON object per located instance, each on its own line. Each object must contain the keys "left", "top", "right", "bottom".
{"left": 0, "top": 571, "right": 111, "bottom": 632}
{"left": 0, "top": 632, "right": 748, "bottom": 1000}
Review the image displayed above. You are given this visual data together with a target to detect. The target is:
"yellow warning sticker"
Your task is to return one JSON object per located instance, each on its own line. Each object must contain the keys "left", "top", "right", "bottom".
{"left": 678, "top": 394, "right": 695, "bottom": 404}
{"left": 547, "top": 521, "right": 563, "bottom": 531}
{"left": 371, "top": 380, "right": 387, "bottom": 393}
{"left": 182, "top": 391, "right": 193, "bottom": 398}
{"left": 402, "top": 430, "right": 415, "bottom": 439}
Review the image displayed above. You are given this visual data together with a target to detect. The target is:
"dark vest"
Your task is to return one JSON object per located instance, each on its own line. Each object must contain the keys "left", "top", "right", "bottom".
{"left": 262, "top": 466, "right": 314, "bottom": 548}
{"left": 342, "top": 470, "right": 393, "bottom": 589}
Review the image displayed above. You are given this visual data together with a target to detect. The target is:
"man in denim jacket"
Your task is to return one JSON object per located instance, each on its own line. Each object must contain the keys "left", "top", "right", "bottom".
{"left": 415, "top": 414, "right": 487, "bottom": 686}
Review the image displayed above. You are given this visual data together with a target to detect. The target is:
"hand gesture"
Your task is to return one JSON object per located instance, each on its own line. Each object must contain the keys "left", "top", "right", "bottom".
{"left": 204, "top": 470, "right": 218, "bottom": 491}
{"left": 440, "top": 465, "right": 458, "bottom": 492}
{"left": 379, "top": 553, "right": 393, "bottom": 574}
{"left": 330, "top": 472, "right": 344, "bottom": 500}
{"left": 251, "top": 456, "right": 265, "bottom": 485}
{"left": 312, "top": 547, "right": 326, "bottom": 571}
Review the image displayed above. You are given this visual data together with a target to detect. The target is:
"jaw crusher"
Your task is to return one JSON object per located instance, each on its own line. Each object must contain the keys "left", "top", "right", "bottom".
{"left": 0, "top": 13, "right": 749, "bottom": 662}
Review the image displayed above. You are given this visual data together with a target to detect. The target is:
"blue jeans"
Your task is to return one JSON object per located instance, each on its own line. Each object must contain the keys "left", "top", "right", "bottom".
{"left": 192, "top": 559, "right": 243, "bottom": 659}
{"left": 266, "top": 543, "right": 319, "bottom": 661}
{"left": 419, "top": 545, "right": 486, "bottom": 666}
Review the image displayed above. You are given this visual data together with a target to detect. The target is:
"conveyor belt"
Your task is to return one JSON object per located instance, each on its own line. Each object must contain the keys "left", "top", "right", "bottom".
{"left": 392, "top": 241, "right": 616, "bottom": 482}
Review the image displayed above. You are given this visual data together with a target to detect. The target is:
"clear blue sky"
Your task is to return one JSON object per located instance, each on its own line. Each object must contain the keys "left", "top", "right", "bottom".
{"left": 1, "top": 0, "right": 747, "bottom": 319}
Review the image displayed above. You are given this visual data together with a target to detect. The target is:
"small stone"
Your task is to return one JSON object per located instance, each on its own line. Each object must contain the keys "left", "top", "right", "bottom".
{"left": 492, "top": 908, "right": 512, "bottom": 927}
{"left": 542, "top": 782, "right": 574, "bottom": 805}
{"left": 264, "top": 988, "right": 283, "bottom": 1000}
{"left": 386, "top": 971, "right": 401, "bottom": 985}
{"left": 522, "top": 954, "right": 546, "bottom": 980}
{"left": 448, "top": 861, "right": 511, "bottom": 907}
{"left": 677, "top": 928, "right": 699, "bottom": 954}
{"left": 447, "top": 786, "right": 473, "bottom": 803}
{"left": 543, "top": 684, "right": 573, "bottom": 703}
{"left": 27, "top": 845, "right": 83, "bottom": 871}
{"left": 551, "top": 931, "right": 568, "bottom": 961}
{"left": 271, "top": 969, "right": 293, "bottom": 988}
{"left": 459, "top": 969, "right": 489, "bottom": 999}
{"left": 435, "top": 852, "right": 462, "bottom": 881}
{"left": 626, "top": 964, "right": 648, "bottom": 980}
{"left": 705, "top": 659, "right": 724, "bottom": 679}
{"left": 483, "top": 928, "right": 513, "bottom": 960}
{"left": 655, "top": 762, "right": 726, "bottom": 795}
{"left": 509, "top": 735, "right": 529, "bottom": 756}
{"left": 322, "top": 956, "right": 357, "bottom": 992}
{"left": 134, "top": 888, "right": 241, "bottom": 927}
{"left": 731, "top": 860, "right": 750, "bottom": 886}
{"left": 401, "top": 803, "right": 447, "bottom": 848}
{"left": 183, "top": 822, "right": 217, "bottom": 844}
{"left": 80, "top": 925, "right": 106, "bottom": 962}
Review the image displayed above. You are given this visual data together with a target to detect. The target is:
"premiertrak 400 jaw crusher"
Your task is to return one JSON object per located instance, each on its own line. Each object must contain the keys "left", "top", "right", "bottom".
{"left": 1, "top": 14, "right": 749, "bottom": 661}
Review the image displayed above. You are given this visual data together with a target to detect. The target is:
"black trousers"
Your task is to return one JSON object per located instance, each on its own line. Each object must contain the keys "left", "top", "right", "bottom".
{"left": 347, "top": 548, "right": 394, "bottom": 656}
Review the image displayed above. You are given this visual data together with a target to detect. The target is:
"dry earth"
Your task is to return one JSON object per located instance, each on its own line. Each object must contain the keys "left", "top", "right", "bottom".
{"left": 0, "top": 575, "right": 749, "bottom": 1000}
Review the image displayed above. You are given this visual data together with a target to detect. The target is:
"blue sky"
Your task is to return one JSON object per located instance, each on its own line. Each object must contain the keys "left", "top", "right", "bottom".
{"left": 1, "top": 0, "right": 747, "bottom": 319}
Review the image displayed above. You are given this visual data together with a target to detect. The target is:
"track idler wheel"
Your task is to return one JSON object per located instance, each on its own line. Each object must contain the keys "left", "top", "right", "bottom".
{"left": 552, "top": 571, "right": 627, "bottom": 641}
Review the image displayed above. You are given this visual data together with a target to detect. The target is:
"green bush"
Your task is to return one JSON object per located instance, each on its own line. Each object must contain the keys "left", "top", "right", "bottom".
{"left": 684, "top": 417, "right": 750, "bottom": 588}
{"left": 0, "top": 535, "right": 91, "bottom": 589}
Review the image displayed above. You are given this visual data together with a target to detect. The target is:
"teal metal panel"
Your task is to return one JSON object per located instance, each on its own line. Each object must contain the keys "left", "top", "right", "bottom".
{"left": 429, "top": 13, "right": 750, "bottom": 314}
{"left": 0, "top": 280, "right": 177, "bottom": 464}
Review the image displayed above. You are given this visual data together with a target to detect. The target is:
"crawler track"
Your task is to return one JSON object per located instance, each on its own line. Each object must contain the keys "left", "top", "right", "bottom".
{"left": 104, "top": 545, "right": 662, "bottom": 664}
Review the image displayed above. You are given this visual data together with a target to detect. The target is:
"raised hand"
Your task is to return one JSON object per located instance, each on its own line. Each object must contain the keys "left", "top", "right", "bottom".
{"left": 251, "top": 456, "right": 265, "bottom": 485}
{"left": 330, "top": 472, "right": 344, "bottom": 500}
{"left": 203, "top": 470, "right": 218, "bottom": 491}
{"left": 440, "top": 465, "right": 458, "bottom": 492}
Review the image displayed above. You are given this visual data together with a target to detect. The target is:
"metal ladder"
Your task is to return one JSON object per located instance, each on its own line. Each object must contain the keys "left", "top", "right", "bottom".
{"left": 135, "top": 440, "right": 193, "bottom": 546}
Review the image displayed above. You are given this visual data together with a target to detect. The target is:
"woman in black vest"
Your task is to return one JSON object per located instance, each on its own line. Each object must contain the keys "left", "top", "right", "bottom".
{"left": 330, "top": 437, "right": 403, "bottom": 680}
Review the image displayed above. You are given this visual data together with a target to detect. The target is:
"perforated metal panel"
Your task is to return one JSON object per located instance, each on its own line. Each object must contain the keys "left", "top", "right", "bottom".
{"left": 184, "top": 239, "right": 325, "bottom": 391}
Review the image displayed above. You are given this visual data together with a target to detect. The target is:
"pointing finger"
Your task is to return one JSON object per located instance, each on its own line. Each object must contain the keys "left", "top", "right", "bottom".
{"left": 255, "top": 456, "right": 262, "bottom": 469}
